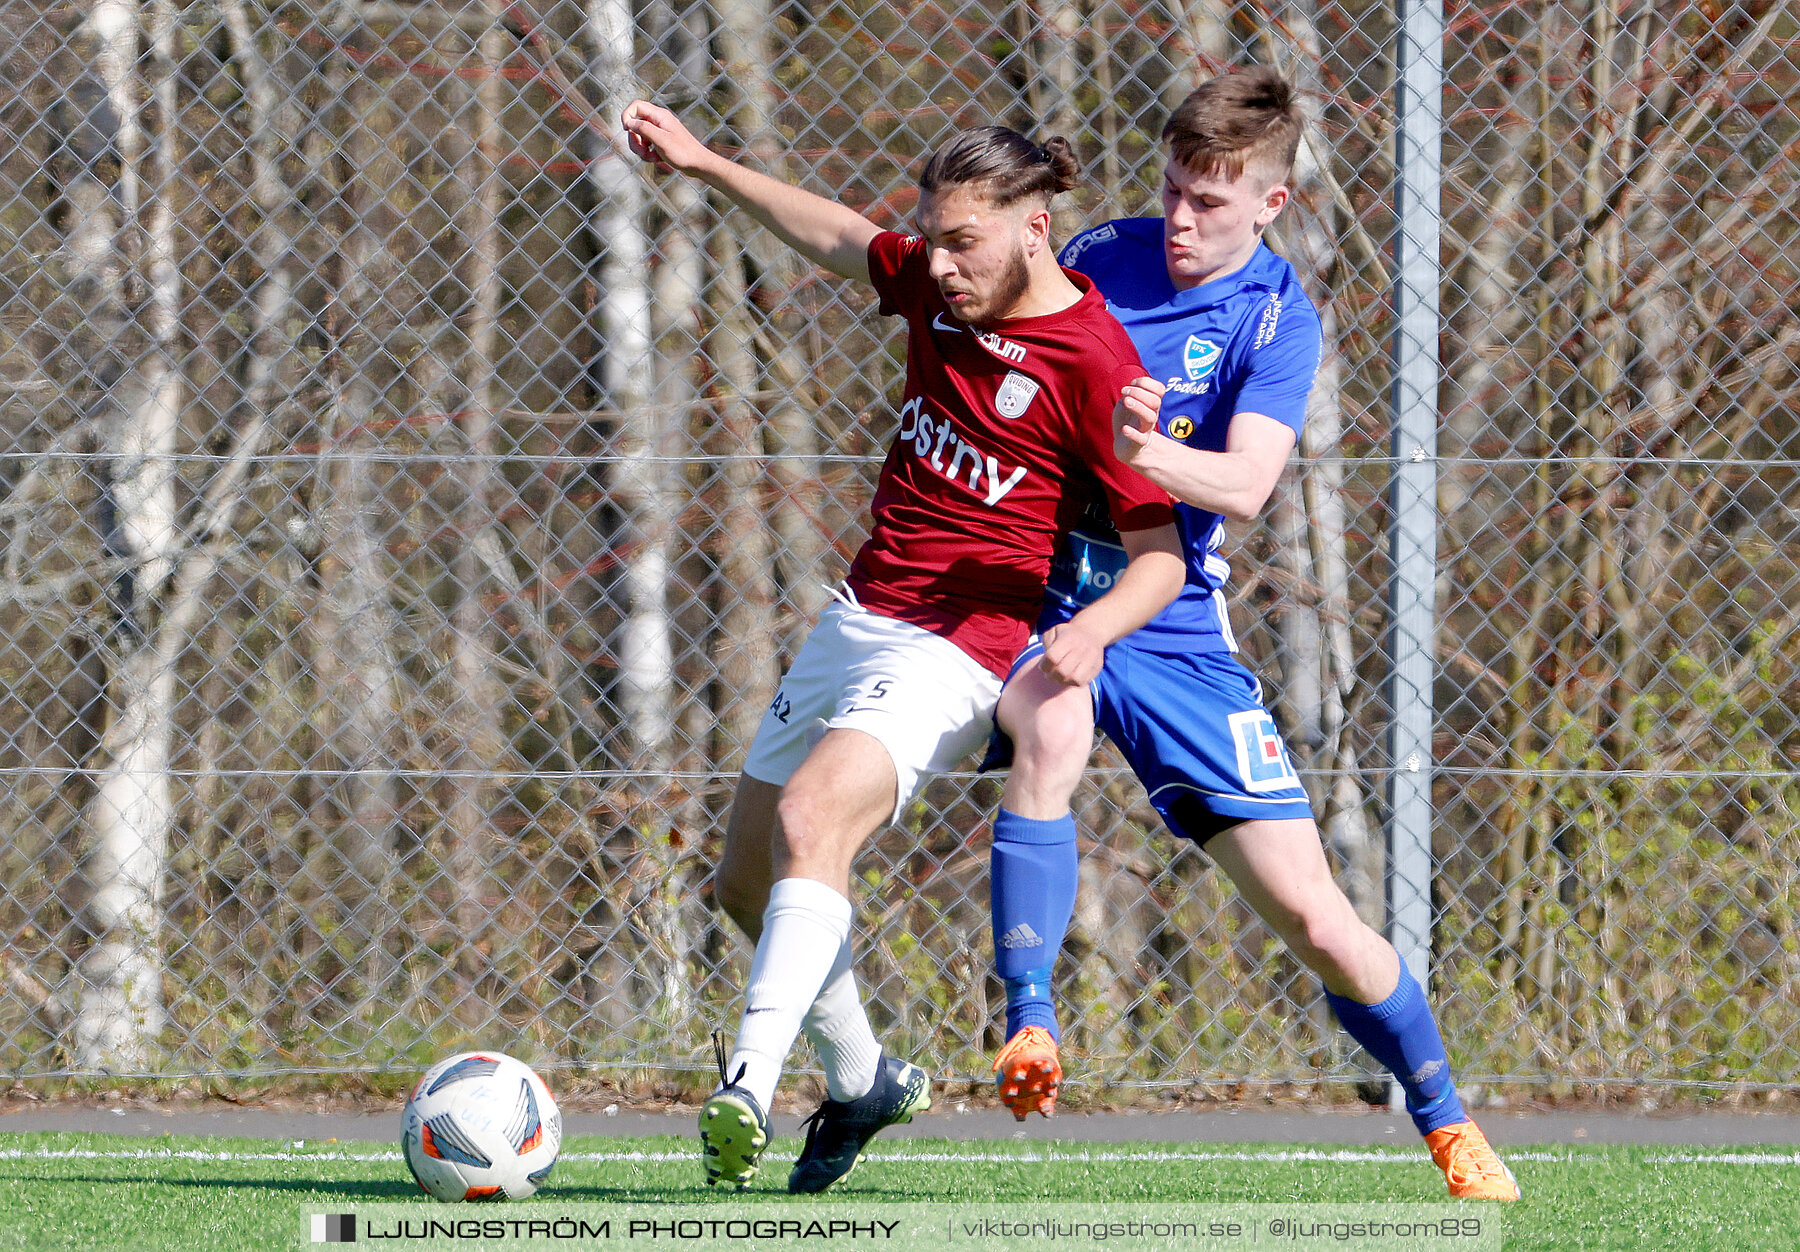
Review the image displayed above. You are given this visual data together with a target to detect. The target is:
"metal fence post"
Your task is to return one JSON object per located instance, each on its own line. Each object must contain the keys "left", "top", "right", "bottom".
{"left": 1385, "top": 0, "right": 1444, "bottom": 1091}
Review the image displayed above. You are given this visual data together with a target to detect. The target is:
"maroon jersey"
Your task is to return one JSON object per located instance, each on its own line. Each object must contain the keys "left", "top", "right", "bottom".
{"left": 845, "top": 230, "right": 1175, "bottom": 679}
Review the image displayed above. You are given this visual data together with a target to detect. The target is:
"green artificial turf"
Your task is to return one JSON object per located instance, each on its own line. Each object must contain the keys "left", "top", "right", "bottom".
{"left": 1, "top": 1131, "right": 1793, "bottom": 1251}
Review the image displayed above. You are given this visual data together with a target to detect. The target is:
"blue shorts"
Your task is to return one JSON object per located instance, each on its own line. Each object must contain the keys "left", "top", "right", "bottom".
{"left": 989, "top": 638, "right": 1315, "bottom": 844}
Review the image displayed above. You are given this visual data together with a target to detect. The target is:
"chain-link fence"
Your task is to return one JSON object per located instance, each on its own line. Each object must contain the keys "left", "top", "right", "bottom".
{"left": 0, "top": 0, "right": 1795, "bottom": 1096}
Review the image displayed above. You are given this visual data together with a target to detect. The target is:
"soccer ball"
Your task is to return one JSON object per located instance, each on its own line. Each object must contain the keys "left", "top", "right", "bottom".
{"left": 401, "top": 1051, "right": 562, "bottom": 1202}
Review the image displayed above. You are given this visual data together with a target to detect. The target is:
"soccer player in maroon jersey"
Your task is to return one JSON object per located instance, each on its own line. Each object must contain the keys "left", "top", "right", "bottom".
{"left": 622, "top": 102, "right": 1185, "bottom": 1192}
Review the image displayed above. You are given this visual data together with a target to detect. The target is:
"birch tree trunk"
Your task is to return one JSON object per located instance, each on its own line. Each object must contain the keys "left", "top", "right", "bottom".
{"left": 67, "top": 0, "right": 182, "bottom": 1070}
{"left": 585, "top": 0, "right": 675, "bottom": 777}
{"left": 69, "top": 0, "right": 289, "bottom": 1061}
{"left": 584, "top": 0, "right": 696, "bottom": 1026}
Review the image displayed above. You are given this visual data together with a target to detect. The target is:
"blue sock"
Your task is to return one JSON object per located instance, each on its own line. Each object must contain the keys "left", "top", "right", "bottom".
{"left": 1325, "top": 963, "right": 1468, "bottom": 1137}
{"left": 989, "top": 808, "right": 1078, "bottom": 1042}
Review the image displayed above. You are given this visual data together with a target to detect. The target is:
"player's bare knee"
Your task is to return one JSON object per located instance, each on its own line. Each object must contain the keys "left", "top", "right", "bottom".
{"left": 1020, "top": 715, "right": 1090, "bottom": 771}
{"left": 774, "top": 786, "right": 843, "bottom": 869}
{"left": 1289, "top": 910, "right": 1363, "bottom": 978}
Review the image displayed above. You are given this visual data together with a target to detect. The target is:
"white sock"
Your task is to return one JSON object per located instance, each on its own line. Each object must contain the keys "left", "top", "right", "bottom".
{"left": 726, "top": 877, "right": 852, "bottom": 1110}
{"left": 802, "top": 935, "right": 882, "bottom": 1102}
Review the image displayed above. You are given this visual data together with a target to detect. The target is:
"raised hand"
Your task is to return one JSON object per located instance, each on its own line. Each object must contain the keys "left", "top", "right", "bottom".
{"left": 621, "top": 101, "right": 714, "bottom": 176}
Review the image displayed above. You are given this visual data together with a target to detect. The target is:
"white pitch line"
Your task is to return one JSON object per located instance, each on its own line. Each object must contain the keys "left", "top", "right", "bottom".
{"left": 1654, "top": 1151, "right": 1800, "bottom": 1165}
{"left": 0, "top": 1148, "right": 397, "bottom": 1163}
{"left": 2, "top": 1145, "right": 1797, "bottom": 1167}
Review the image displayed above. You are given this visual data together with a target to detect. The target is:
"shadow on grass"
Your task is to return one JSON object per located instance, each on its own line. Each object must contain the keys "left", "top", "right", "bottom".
{"left": 19, "top": 1174, "right": 989, "bottom": 1204}
{"left": 545, "top": 1183, "right": 961, "bottom": 1202}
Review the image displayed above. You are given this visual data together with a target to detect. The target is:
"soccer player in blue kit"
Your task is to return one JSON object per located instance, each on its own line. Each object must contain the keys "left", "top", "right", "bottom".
{"left": 983, "top": 67, "right": 1520, "bottom": 1201}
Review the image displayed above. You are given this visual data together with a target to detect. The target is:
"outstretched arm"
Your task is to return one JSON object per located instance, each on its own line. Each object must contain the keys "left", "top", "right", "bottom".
{"left": 622, "top": 101, "right": 879, "bottom": 284}
{"left": 1115, "top": 378, "right": 1297, "bottom": 522}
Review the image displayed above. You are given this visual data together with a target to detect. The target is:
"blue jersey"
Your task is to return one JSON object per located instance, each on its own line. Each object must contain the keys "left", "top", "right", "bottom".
{"left": 1044, "top": 218, "right": 1323, "bottom": 652}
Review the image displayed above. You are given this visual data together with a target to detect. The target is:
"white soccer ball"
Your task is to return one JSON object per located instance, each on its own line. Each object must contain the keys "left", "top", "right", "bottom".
{"left": 401, "top": 1051, "right": 563, "bottom": 1202}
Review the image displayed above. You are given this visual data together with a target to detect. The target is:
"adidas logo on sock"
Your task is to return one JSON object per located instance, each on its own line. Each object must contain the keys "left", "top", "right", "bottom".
{"left": 999, "top": 923, "right": 1044, "bottom": 949}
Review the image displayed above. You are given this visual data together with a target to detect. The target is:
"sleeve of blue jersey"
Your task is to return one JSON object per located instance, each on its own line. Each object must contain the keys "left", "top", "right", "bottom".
{"left": 1057, "top": 223, "right": 1118, "bottom": 274}
{"left": 1230, "top": 292, "right": 1323, "bottom": 436}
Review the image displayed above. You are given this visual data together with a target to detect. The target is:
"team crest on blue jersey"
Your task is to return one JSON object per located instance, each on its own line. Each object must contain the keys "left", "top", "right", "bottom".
{"left": 1183, "top": 335, "right": 1222, "bottom": 382}
{"left": 1167, "top": 416, "right": 1195, "bottom": 441}
{"left": 995, "top": 370, "right": 1040, "bottom": 418}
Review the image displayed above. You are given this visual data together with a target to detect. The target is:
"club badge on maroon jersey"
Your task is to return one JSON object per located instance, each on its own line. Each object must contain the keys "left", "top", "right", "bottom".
{"left": 995, "top": 371, "right": 1041, "bottom": 419}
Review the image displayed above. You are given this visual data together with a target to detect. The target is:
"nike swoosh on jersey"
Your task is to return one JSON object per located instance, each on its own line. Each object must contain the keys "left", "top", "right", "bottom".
{"left": 931, "top": 312, "right": 963, "bottom": 333}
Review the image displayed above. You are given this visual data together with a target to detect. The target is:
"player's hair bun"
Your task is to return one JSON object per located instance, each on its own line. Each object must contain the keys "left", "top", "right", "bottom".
{"left": 1041, "top": 136, "right": 1080, "bottom": 194}
{"left": 919, "top": 126, "right": 1084, "bottom": 206}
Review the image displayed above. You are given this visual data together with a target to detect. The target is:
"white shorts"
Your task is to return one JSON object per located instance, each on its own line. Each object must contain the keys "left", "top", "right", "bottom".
{"left": 742, "top": 598, "right": 1003, "bottom": 823}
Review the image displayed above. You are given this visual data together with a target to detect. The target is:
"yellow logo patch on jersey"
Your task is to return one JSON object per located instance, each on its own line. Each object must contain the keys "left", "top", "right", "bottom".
{"left": 1167, "top": 416, "right": 1195, "bottom": 441}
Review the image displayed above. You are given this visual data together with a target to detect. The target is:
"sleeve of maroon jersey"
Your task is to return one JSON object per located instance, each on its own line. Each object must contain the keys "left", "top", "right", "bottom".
{"left": 1081, "top": 350, "right": 1175, "bottom": 532}
{"left": 867, "top": 231, "right": 926, "bottom": 319}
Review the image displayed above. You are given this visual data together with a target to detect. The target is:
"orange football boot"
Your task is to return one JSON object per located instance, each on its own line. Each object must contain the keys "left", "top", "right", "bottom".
{"left": 992, "top": 1025, "right": 1061, "bottom": 1121}
{"left": 1425, "top": 1119, "right": 1521, "bottom": 1200}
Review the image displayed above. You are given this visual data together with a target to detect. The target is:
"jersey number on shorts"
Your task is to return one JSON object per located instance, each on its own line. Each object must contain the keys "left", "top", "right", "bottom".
{"left": 844, "top": 678, "right": 893, "bottom": 713}
{"left": 1228, "top": 710, "right": 1301, "bottom": 793}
